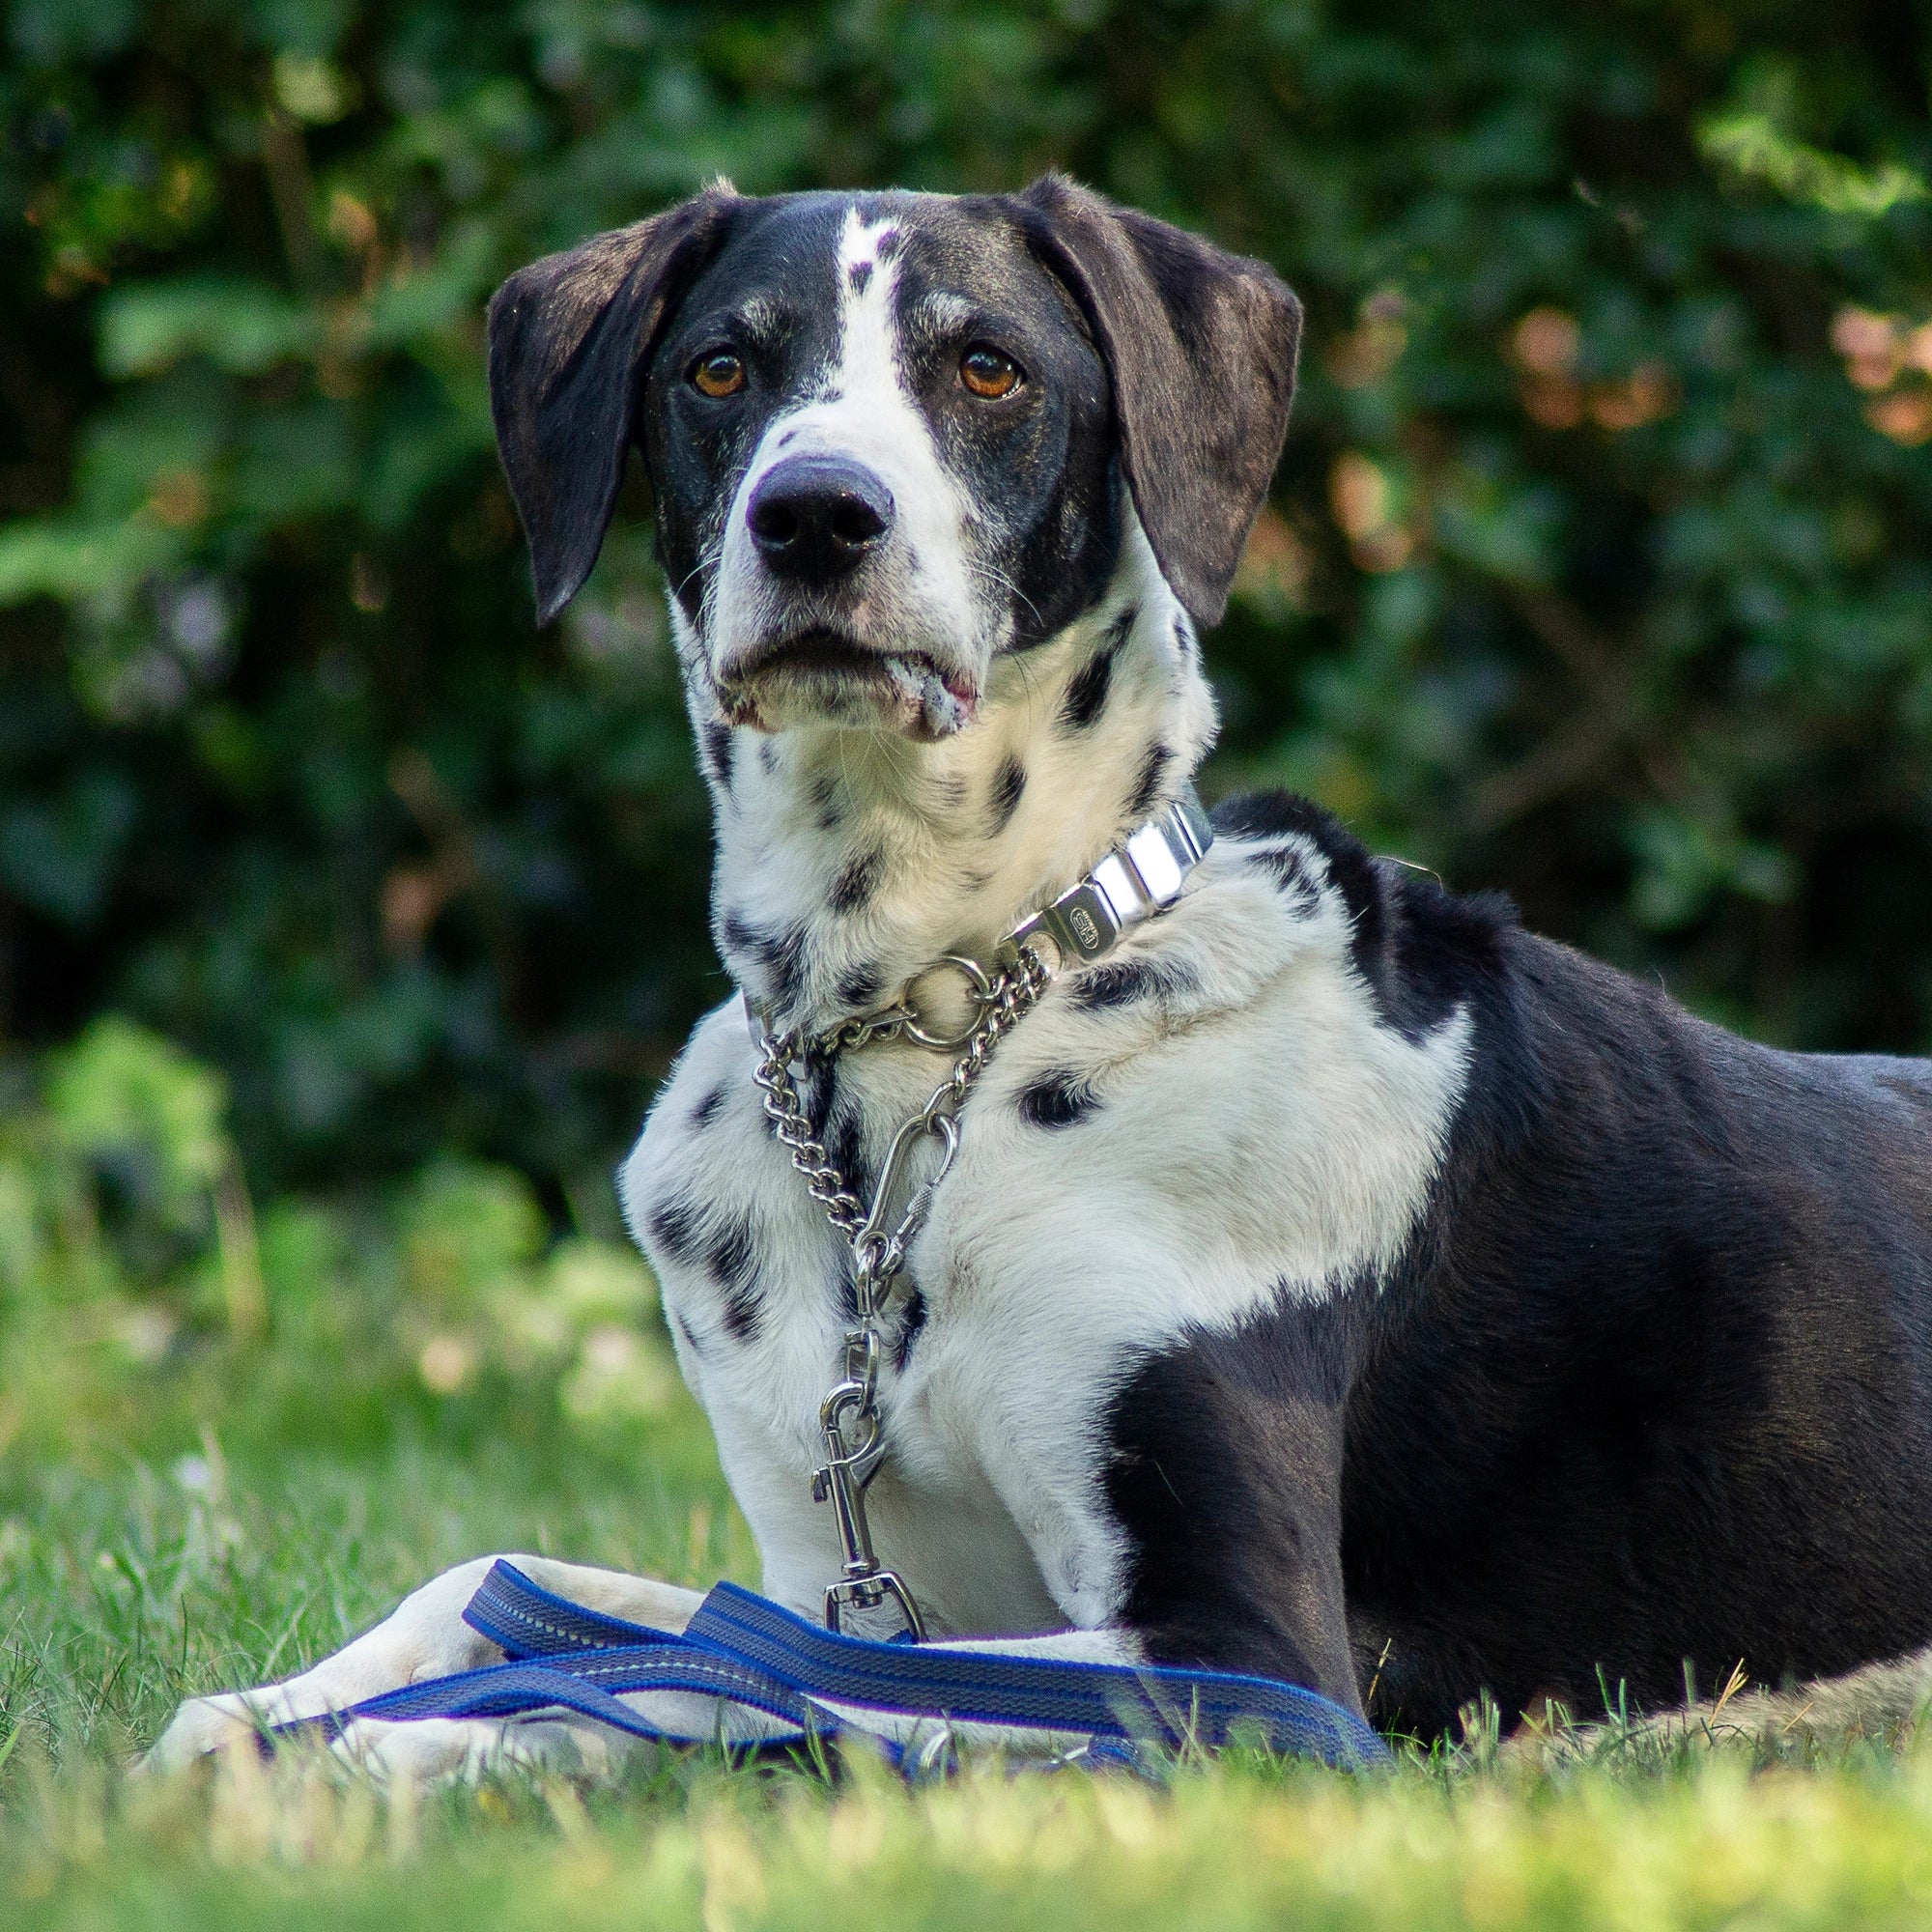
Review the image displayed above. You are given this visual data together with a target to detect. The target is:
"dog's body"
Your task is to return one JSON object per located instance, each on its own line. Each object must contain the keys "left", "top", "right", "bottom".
{"left": 153, "top": 182, "right": 1932, "bottom": 1777}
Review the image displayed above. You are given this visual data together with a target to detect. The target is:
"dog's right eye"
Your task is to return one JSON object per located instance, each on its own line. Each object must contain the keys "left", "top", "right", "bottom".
{"left": 690, "top": 351, "right": 747, "bottom": 399}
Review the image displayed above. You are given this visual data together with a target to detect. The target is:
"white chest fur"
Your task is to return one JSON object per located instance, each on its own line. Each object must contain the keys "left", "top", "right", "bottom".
{"left": 619, "top": 838, "right": 1469, "bottom": 1639}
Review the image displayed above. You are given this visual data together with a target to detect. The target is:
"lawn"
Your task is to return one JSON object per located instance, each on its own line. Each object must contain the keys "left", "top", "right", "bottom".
{"left": 7, "top": 1021, "right": 1932, "bottom": 1929}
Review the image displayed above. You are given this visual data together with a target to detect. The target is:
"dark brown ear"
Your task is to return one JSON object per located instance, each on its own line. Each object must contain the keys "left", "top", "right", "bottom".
{"left": 1010, "top": 175, "right": 1301, "bottom": 628}
{"left": 487, "top": 186, "right": 739, "bottom": 623}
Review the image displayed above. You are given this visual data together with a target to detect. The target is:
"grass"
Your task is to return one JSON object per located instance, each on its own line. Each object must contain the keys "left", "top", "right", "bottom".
{"left": 8, "top": 1022, "right": 1932, "bottom": 1926}
{"left": 12, "top": 1339, "right": 1932, "bottom": 1926}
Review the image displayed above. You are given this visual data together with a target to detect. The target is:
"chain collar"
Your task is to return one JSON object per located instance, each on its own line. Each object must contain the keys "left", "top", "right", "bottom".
{"left": 744, "top": 786, "right": 1215, "bottom": 1640}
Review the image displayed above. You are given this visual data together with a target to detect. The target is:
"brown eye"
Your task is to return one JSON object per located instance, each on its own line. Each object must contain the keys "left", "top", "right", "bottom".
{"left": 691, "top": 350, "right": 746, "bottom": 398}
{"left": 960, "top": 345, "right": 1022, "bottom": 399}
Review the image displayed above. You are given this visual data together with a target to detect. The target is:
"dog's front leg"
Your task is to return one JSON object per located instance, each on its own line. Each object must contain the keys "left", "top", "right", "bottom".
{"left": 952, "top": 1293, "right": 1364, "bottom": 1720}
{"left": 145, "top": 1556, "right": 703, "bottom": 1773}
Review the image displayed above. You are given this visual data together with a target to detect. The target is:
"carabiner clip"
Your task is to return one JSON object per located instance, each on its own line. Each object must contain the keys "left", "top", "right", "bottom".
{"left": 859, "top": 1110, "right": 960, "bottom": 1255}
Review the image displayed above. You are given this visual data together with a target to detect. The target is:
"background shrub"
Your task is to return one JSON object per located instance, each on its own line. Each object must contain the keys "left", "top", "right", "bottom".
{"left": 1, "top": 0, "right": 1928, "bottom": 1219}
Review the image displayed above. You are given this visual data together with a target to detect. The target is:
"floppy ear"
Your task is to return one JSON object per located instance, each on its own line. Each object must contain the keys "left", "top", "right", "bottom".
{"left": 487, "top": 186, "right": 739, "bottom": 623}
{"left": 1011, "top": 175, "right": 1301, "bottom": 628}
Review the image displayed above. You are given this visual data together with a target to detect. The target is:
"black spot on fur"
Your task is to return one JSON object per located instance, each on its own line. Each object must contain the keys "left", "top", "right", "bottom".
{"left": 1126, "top": 742, "right": 1173, "bottom": 819}
{"left": 1017, "top": 1068, "right": 1101, "bottom": 1129}
{"left": 1172, "top": 611, "right": 1196, "bottom": 661}
{"left": 830, "top": 847, "right": 883, "bottom": 915}
{"left": 893, "top": 1287, "right": 927, "bottom": 1371}
{"left": 798, "top": 1057, "right": 835, "bottom": 1138}
{"left": 706, "top": 1216, "right": 764, "bottom": 1341}
{"left": 837, "top": 960, "right": 882, "bottom": 1008}
{"left": 825, "top": 1103, "right": 869, "bottom": 1206}
{"left": 847, "top": 259, "right": 872, "bottom": 294}
{"left": 669, "top": 1309, "right": 701, "bottom": 1356}
{"left": 1070, "top": 955, "right": 1199, "bottom": 1010}
{"left": 692, "top": 1083, "right": 729, "bottom": 1128}
{"left": 1061, "top": 609, "right": 1134, "bottom": 730}
{"left": 758, "top": 921, "right": 810, "bottom": 1012}
{"left": 647, "top": 1198, "right": 702, "bottom": 1264}
{"left": 810, "top": 769, "right": 842, "bottom": 830}
{"left": 702, "top": 722, "right": 734, "bottom": 789}
{"left": 1246, "top": 842, "right": 1321, "bottom": 913}
{"left": 989, "top": 756, "right": 1028, "bottom": 833}
{"left": 722, "top": 913, "right": 810, "bottom": 1013}
{"left": 759, "top": 741, "right": 779, "bottom": 775}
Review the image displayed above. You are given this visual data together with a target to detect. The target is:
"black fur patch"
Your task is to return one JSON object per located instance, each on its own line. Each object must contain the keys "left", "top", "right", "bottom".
{"left": 1125, "top": 741, "right": 1172, "bottom": 819}
{"left": 847, "top": 259, "right": 872, "bottom": 294}
{"left": 1017, "top": 1068, "right": 1100, "bottom": 1128}
{"left": 893, "top": 1286, "right": 927, "bottom": 1370}
{"left": 1210, "top": 790, "right": 1343, "bottom": 845}
{"left": 830, "top": 847, "right": 883, "bottom": 915}
{"left": 1103, "top": 1293, "right": 1361, "bottom": 1693}
{"left": 1211, "top": 790, "right": 1512, "bottom": 1043}
{"left": 836, "top": 960, "right": 882, "bottom": 1008}
{"left": 721, "top": 912, "right": 810, "bottom": 1013}
{"left": 702, "top": 722, "right": 734, "bottom": 789}
{"left": 1069, "top": 955, "right": 1199, "bottom": 1010}
{"left": 825, "top": 1102, "right": 869, "bottom": 1205}
{"left": 809, "top": 768, "right": 842, "bottom": 830}
{"left": 1060, "top": 609, "right": 1134, "bottom": 730}
{"left": 798, "top": 1057, "right": 836, "bottom": 1139}
{"left": 989, "top": 756, "right": 1028, "bottom": 833}
{"left": 706, "top": 1216, "right": 764, "bottom": 1341}
{"left": 646, "top": 1197, "right": 702, "bottom": 1264}
{"left": 692, "top": 1083, "right": 729, "bottom": 1127}
{"left": 1244, "top": 841, "right": 1321, "bottom": 913}
{"left": 834, "top": 1265, "right": 860, "bottom": 1323}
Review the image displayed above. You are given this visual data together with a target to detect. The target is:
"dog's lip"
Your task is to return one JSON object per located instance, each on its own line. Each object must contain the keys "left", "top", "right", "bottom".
{"left": 723, "top": 628, "right": 979, "bottom": 705}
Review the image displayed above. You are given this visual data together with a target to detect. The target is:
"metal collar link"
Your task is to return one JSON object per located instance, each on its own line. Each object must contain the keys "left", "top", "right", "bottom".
{"left": 747, "top": 787, "right": 1214, "bottom": 1640}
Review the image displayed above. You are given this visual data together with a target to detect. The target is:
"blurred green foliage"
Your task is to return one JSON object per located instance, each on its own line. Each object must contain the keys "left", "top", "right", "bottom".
{"left": 0, "top": 1013, "right": 696, "bottom": 1475}
{"left": 1, "top": 0, "right": 1930, "bottom": 1209}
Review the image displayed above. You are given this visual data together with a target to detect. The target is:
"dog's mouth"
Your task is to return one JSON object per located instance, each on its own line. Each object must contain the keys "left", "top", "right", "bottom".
{"left": 717, "top": 628, "right": 980, "bottom": 740}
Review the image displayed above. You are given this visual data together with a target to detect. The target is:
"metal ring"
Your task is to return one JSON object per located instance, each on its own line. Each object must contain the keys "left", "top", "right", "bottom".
{"left": 900, "top": 952, "right": 996, "bottom": 1049}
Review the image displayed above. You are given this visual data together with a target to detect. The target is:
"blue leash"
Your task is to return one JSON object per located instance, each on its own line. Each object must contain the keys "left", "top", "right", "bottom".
{"left": 277, "top": 1562, "right": 1387, "bottom": 1773}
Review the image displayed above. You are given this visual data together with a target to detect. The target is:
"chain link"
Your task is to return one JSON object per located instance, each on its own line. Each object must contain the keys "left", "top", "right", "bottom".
{"left": 751, "top": 942, "right": 1053, "bottom": 1637}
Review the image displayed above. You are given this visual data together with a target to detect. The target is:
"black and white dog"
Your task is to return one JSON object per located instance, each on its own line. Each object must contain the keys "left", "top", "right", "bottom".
{"left": 154, "top": 178, "right": 1932, "bottom": 1778}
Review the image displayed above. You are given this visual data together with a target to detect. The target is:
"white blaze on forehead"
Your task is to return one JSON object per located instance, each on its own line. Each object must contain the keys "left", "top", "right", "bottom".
{"left": 706, "top": 204, "right": 991, "bottom": 689}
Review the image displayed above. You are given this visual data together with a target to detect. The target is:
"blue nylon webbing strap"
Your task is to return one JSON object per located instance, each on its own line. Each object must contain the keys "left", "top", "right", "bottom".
{"left": 274, "top": 1560, "right": 1388, "bottom": 1771}
{"left": 683, "top": 1579, "right": 1385, "bottom": 1763}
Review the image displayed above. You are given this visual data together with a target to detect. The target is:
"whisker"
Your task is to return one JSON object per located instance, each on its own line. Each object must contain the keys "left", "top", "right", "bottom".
{"left": 961, "top": 558, "right": 1041, "bottom": 624}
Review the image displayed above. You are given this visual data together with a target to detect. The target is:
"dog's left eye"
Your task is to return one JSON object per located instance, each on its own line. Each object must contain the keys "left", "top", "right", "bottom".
{"left": 690, "top": 350, "right": 747, "bottom": 399}
{"left": 960, "top": 345, "right": 1023, "bottom": 399}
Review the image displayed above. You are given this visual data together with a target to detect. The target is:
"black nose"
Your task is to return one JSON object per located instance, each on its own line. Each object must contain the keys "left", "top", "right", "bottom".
{"left": 747, "top": 456, "right": 895, "bottom": 582}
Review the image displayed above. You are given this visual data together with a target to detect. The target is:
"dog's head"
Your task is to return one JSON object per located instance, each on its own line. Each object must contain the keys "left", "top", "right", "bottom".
{"left": 488, "top": 178, "right": 1300, "bottom": 739}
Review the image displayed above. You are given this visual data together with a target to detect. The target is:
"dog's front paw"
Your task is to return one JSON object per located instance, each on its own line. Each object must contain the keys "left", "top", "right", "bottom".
{"left": 327, "top": 1714, "right": 644, "bottom": 1786}
{"left": 144, "top": 1690, "right": 282, "bottom": 1772}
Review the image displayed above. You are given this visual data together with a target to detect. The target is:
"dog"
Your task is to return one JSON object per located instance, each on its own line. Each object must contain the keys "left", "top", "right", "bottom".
{"left": 151, "top": 176, "right": 1932, "bottom": 1781}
